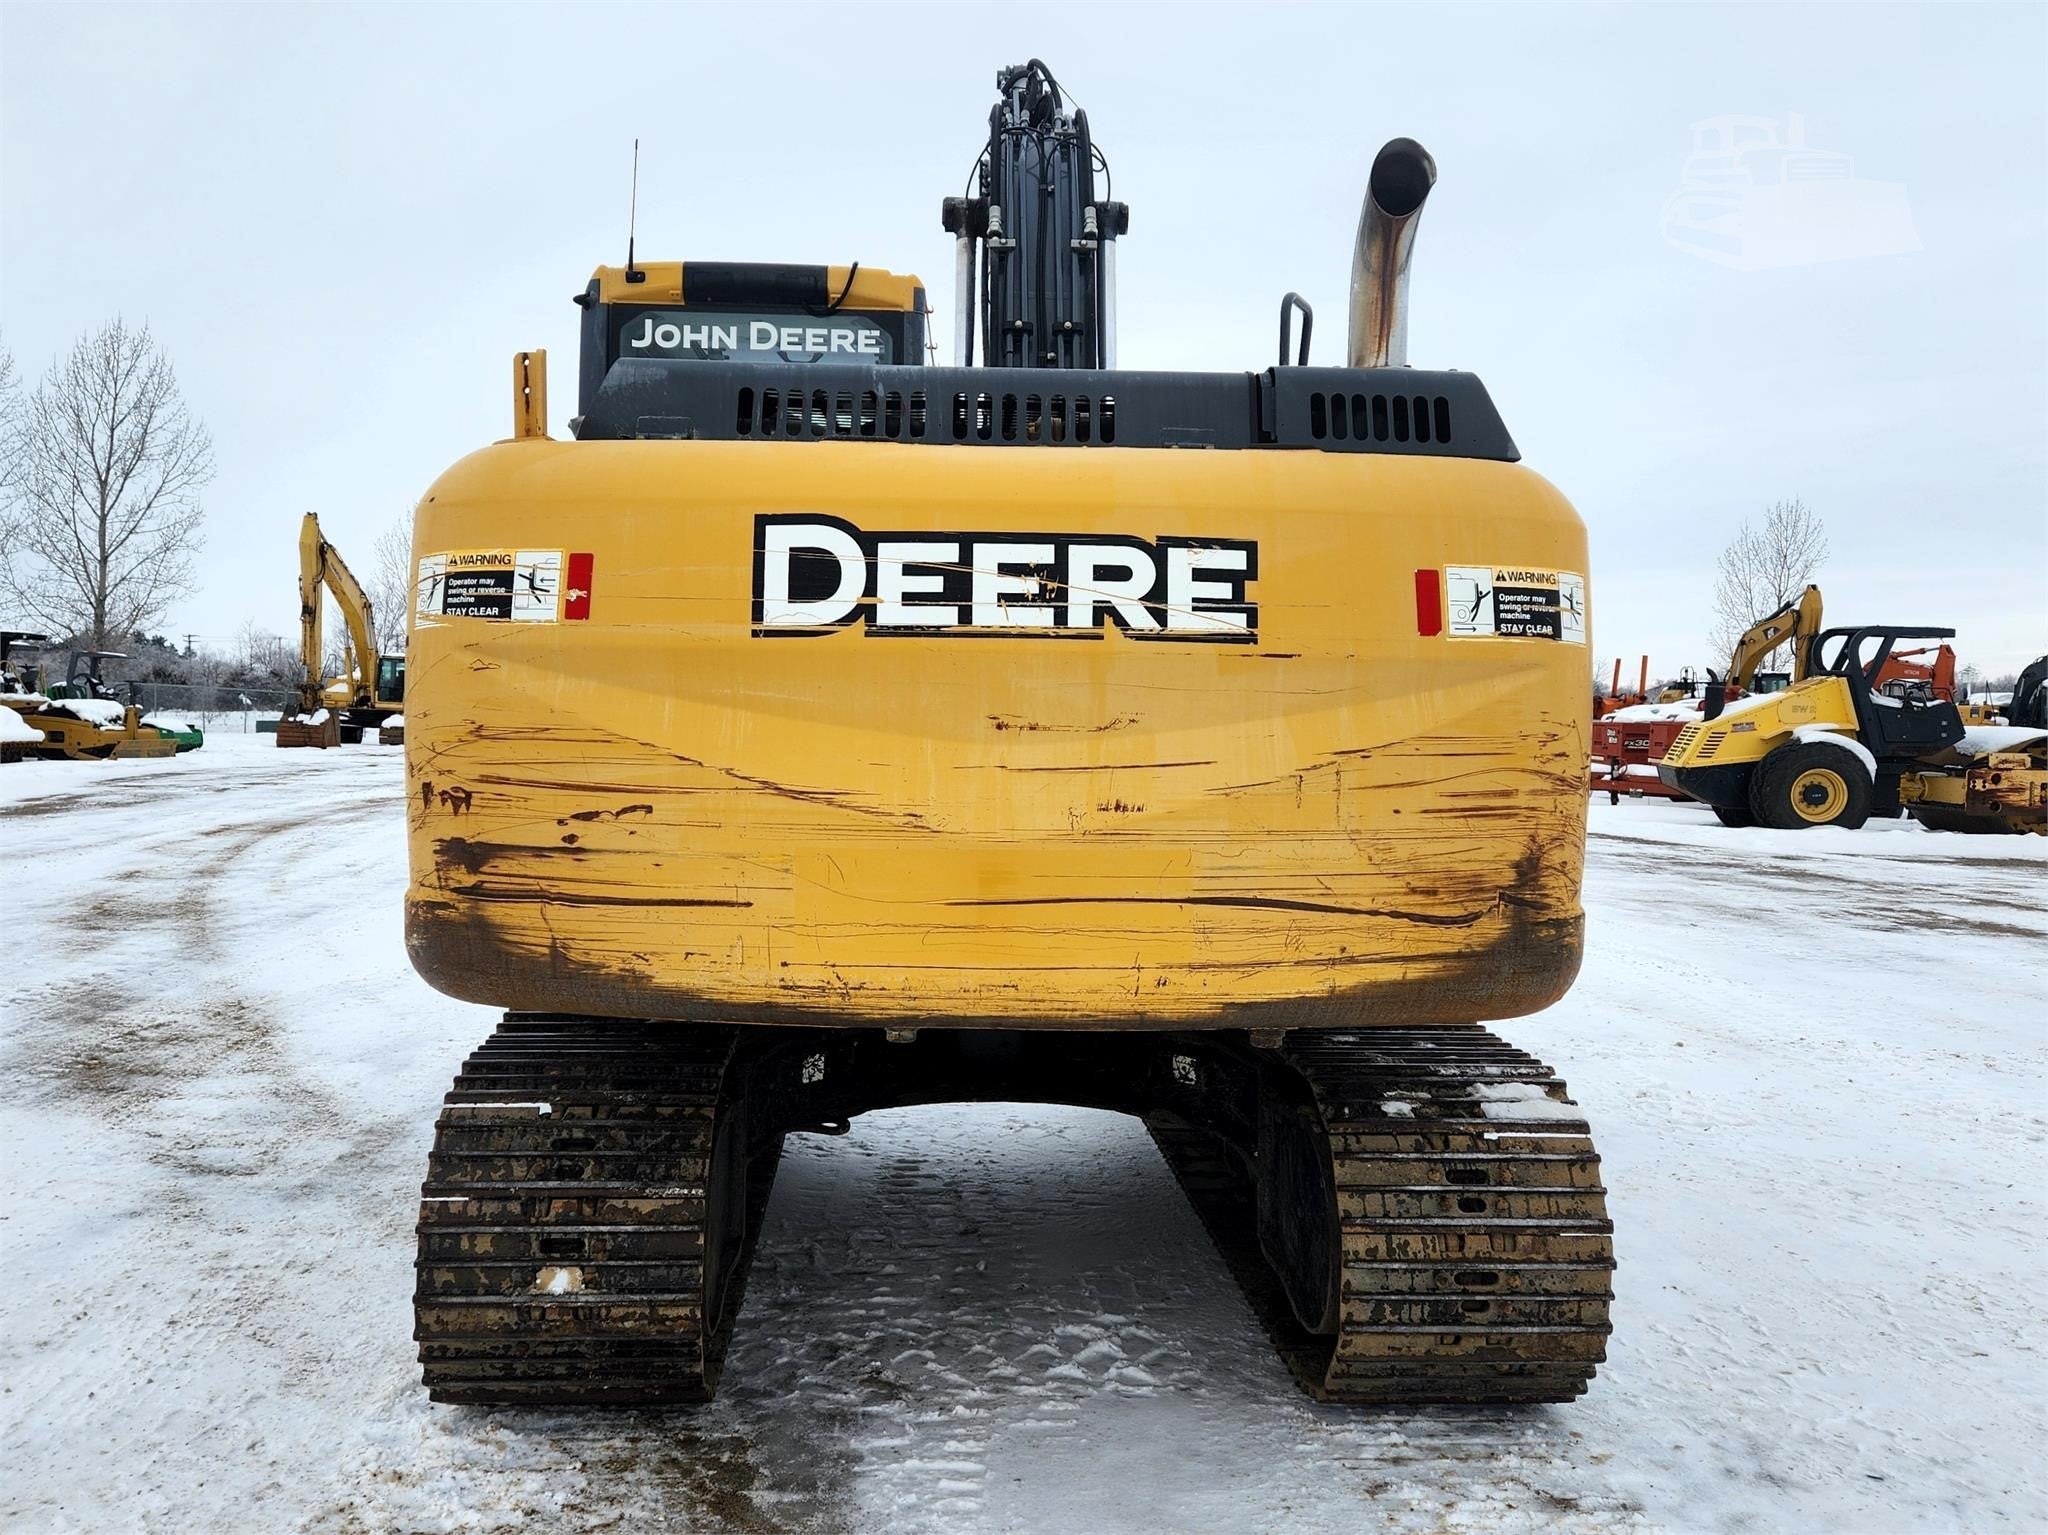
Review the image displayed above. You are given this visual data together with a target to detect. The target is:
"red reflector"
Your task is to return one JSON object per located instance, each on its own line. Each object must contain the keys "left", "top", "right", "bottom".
{"left": 565, "top": 552, "right": 594, "bottom": 620}
{"left": 1414, "top": 568, "right": 1443, "bottom": 636}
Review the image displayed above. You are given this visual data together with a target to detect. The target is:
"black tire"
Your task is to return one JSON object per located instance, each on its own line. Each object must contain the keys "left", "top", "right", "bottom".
{"left": 1749, "top": 742, "right": 1873, "bottom": 830}
{"left": 1712, "top": 805, "right": 1757, "bottom": 828}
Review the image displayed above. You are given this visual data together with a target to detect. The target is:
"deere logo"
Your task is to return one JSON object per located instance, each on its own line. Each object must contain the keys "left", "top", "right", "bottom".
{"left": 752, "top": 516, "right": 1257, "bottom": 641}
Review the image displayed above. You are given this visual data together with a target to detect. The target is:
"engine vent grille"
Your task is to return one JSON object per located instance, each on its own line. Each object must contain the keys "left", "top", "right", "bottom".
{"left": 733, "top": 386, "right": 1119, "bottom": 444}
{"left": 1304, "top": 391, "right": 1452, "bottom": 445}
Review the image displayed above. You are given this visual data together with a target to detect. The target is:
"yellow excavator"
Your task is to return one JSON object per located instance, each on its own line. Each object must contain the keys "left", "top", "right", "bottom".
{"left": 280, "top": 512, "right": 405, "bottom": 747}
{"left": 1713, "top": 583, "right": 1822, "bottom": 701}
{"left": 1660, "top": 625, "right": 2045, "bottom": 831}
{"left": 403, "top": 63, "right": 1611, "bottom": 1409}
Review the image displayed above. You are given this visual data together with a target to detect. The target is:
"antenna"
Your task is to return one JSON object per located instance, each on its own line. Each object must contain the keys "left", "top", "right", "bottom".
{"left": 625, "top": 138, "right": 644, "bottom": 284}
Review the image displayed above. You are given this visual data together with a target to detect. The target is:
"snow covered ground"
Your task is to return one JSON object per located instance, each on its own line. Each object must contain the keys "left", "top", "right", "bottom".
{"left": 2, "top": 739, "right": 2043, "bottom": 1534}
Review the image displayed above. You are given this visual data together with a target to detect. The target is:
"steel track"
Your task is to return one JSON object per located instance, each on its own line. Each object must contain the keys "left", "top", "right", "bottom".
{"left": 1150, "top": 1025, "right": 1614, "bottom": 1404}
{"left": 414, "top": 1016, "right": 777, "bottom": 1405}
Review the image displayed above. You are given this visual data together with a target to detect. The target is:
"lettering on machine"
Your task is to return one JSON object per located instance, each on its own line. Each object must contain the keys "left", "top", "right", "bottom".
{"left": 751, "top": 516, "right": 1258, "bottom": 641}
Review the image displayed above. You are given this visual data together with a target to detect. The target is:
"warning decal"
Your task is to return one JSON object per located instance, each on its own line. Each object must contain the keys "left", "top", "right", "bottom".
{"left": 1444, "top": 566, "right": 1586, "bottom": 645}
{"left": 416, "top": 550, "right": 564, "bottom": 622}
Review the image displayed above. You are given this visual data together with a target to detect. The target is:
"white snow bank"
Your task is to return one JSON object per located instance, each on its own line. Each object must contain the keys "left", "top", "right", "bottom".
{"left": 0, "top": 707, "right": 44, "bottom": 743}
{"left": 1708, "top": 689, "right": 1787, "bottom": 723}
{"left": 141, "top": 714, "right": 196, "bottom": 733}
{"left": 1604, "top": 701, "right": 1701, "bottom": 723}
{"left": 380, "top": 715, "right": 405, "bottom": 730}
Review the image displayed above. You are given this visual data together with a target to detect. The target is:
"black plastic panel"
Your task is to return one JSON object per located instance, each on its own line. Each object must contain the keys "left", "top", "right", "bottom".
{"left": 575, "top": 359, "right": 1519, "bottom": 461}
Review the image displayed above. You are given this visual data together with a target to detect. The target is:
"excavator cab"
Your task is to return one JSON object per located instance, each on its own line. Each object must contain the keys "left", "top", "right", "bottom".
{"left": 572, "top": 262, "right": 929, "bottom": 435}
{"left": 375, "top": 653, "right": 405, "bottom": 707}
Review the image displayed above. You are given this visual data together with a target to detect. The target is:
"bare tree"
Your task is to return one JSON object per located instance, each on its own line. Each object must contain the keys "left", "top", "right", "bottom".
{"left": 234, "top": 619, "right": 299, "bottom": 688}
{"left": 0, "top": 341, "right": 19, "bottom": 486}
{"left": 1708, "top": 497, "right": 1829, "bottom": 666}
{"left": 369, "top": 518, "right": 413, "bottom": 655}
{"left": 3, "top": 319, "right": 213, "bottom": 649}
{"left": 0, "top": 339, "right": 21, "bottom": 582}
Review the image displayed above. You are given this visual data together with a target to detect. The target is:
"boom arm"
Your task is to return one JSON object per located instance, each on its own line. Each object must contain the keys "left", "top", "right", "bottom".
{"left": 1702, "top": 585, "right": 1822, "bottom": 721}
{"left": 296, "top": 512, "right": 382, "bottom": 714}
{"left": 1729, "top": 584, "right": 1823, "bottom": 689}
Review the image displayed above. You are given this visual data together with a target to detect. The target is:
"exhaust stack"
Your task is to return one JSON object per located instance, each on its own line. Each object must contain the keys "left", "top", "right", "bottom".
{"left": 1347, "top": 138, "right": 1438, "bottom": 368}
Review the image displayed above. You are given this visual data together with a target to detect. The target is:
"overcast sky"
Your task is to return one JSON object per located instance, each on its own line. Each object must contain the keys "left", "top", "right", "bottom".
{"left": 2, "top": 2, "right": 2043, "bottom": 675}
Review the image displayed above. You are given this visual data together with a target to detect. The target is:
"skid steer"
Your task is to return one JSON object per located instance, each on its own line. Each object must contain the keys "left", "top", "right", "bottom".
{"left": 401, "top": 62, "right": 1614, "bottom": 1408}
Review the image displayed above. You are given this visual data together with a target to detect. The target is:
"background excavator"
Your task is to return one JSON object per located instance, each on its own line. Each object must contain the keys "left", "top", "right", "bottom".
{"left": 279, "top": 512, "right": 405, "bottom": 747}
{"left": 401, "top": 61, "right": 1613, "bottom": 1411}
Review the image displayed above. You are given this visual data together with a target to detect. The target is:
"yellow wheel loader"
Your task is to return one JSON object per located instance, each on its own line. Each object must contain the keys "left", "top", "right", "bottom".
{"left": 280, "top": 512, "right": 405, "bottom": 747}
{"left": 403, "top": 63, "right": 1613, "bottom": 1409}
{"left": 1659, "top": 626, "right": 2046, "bottom": 832}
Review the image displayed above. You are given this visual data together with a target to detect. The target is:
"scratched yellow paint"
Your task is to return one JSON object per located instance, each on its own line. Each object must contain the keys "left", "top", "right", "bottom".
{"left": 404, "top": 438, "right": 1590, "bottom": 1030}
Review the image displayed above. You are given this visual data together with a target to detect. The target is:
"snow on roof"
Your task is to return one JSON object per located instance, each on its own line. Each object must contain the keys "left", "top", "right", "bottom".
{"left": 1711, "top": 689, "right": 1788, "bottom": 723}
{"left": 1951, "top": 725, "right": 2047, "bottom": 757}
{"left": 0, "top": 707, "right": 44, "bottom": 743}
{"left": 44, "top": 698, "right": 126, "bottom": 728}
{"left": 1605, "top": 701, "right": 1702, "bottom": 723}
